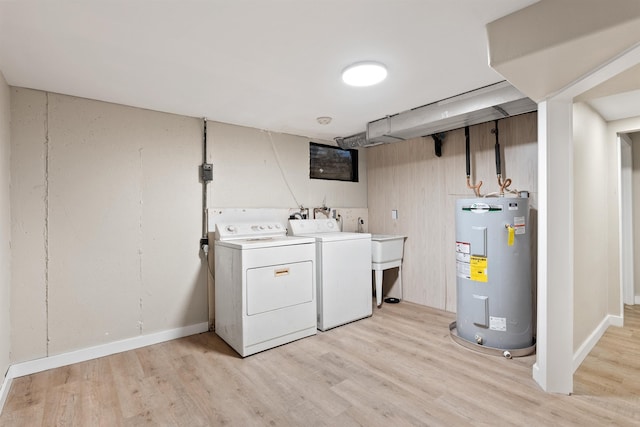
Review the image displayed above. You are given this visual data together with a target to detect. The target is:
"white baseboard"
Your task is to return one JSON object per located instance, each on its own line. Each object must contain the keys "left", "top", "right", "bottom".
{"left": 608, "top": 314, "right": 624, "bottom": 327}
{"left": 532, "top": 363, "right": 544, "bottom": 390}
{"left": 635, "top": 295, "right": 640, "bottom": 304}
{"left": 0, "top": 374, "right": 12, "bottom": 418}
{"left": 0, "top": 322, "right": 208, "bottom": 414}
{"left": 573, "top": 314, "right": 619, "bottom": 373}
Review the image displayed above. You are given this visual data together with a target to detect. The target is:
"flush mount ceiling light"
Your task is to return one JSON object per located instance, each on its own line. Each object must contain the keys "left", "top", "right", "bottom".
{"left": 342, "top": 62, "right": 388, "bottom": 87}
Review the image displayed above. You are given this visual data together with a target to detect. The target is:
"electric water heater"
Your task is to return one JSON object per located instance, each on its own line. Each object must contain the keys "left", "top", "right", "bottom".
{"left": 455, "top": 195, "right": 533, "bottom": 351}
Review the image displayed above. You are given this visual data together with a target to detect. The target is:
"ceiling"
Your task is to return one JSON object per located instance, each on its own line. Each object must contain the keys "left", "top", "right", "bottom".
{"left": 1, "top": 0, "right": 637, "bottom": 141}
{"left": 0, "top": 0, "right": 542, "bottom": 141}
{"left": 577, "top": 63, "right": 640, "bottom": 122}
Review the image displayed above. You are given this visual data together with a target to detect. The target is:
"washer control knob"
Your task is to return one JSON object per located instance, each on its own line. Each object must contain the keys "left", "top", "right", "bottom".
{"left": 259, "top": 225, "right": 266, "bottom": 230}
{"left": 226, "top": 225, "right": 237, "bottom": 233}
{"left": 274, "top": 224, "right": 281, "bottom": 229}
{"left": 268, "top": 225, "right": 273, "bottom": 229}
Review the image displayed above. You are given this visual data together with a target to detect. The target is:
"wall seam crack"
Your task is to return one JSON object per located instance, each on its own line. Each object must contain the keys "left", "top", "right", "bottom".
{"left": 138, "top": 147, "right": 143, "bottom": 335}
{"left": 44, "top": 92, "right": 50, "bottom": 356}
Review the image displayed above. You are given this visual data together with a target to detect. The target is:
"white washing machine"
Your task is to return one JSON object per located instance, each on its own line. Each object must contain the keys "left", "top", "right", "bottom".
{"left": 289, "top": 219, "right": 372, "bottom": 331}
{"left": 214, "top": 222, "right": 317, "bottom": 357}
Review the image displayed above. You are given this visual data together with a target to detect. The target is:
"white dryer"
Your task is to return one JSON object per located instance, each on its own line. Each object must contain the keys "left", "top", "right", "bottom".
{"left": 214, "top": 222, "right": 317, "bottom": 357}
{"left": 289, "top": 219, "right": 372, "bottom": 331}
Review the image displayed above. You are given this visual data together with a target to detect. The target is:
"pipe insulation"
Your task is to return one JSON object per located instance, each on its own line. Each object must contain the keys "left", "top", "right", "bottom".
{"left": 465, "top": 126, "right": 471, "bottom": 177}
{"left": 464, "top": 125, "right": 483, "bottom": 197}
{"left": 493, "top": 120, "right": 501, "bottom": 177}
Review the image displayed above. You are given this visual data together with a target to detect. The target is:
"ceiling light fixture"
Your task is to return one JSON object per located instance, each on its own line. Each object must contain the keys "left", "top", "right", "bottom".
{"left": 342, "top": 62, "right": 388, "bottom": 87}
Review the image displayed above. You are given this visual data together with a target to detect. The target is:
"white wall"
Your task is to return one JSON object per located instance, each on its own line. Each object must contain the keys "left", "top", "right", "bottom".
{"left": 608, "top": 116, "right": 640, "bottom": 309}
{"left": 572, "top": 103, "right": 612, "bottom": 350}
{"left": 631, "top": 131, "right": 640, "bottom": 298}
{"left": 207, "top": 121, "right": 367, "bottom": 209}
{"left": 10, "top": 89, "right": 208, "bottom": 360}
{"left": 0, "top": 72, "right": 11, "bottom": 380}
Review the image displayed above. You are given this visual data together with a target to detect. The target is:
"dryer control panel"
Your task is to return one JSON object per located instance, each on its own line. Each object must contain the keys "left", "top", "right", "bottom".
{"left": 215, "top": 222, "right": 286, "bottom": 240}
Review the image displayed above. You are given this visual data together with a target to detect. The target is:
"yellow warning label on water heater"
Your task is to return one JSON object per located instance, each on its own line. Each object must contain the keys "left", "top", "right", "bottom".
{"left": 470, "top": 256, "right": 488, "bottom": 282}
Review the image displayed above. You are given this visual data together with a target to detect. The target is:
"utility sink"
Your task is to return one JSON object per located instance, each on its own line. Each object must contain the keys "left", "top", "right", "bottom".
{"left": 371, "top": 235, "right": 405, "bottom": 307}
{"left": 371, "top": 235, "right": 405, "bottom": 263}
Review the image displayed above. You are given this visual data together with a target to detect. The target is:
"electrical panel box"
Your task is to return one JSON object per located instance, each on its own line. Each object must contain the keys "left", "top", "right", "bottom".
{"left": 201, "top": 163, "right": 213, "bottom": 182}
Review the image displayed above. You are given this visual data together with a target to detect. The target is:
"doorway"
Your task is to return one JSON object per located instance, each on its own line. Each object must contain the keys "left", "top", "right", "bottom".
{"left": 619, "top": 133, "right": 634, "bottom": 306}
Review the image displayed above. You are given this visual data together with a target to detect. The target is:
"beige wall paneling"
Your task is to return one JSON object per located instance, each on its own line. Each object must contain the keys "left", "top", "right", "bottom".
{"left": 367, "top": 113, "right": 538, "bottom": 312}
{"left": 47, "top": 94, "right": 143, "bottom": 354}
{"left": 0, "top": 72, "right": 11, "bottom": 377}
{"left": 333, "top": 208, "right": 370, "bottom": 232}
{"left": 10, "top": 91, "right": 370, "bottom": 360}
{"left": 10, "top": 90, "right": 208, "bottom": 359}
{"left": 208, "top": 123, "right": 299, "bottom": 208}
{"left": 572, "top": 103, "right": 611, "bottom": 350}
{"left": 138, "top": 109, "right": 207, "bottom": 333}
{"left": 207, "top": 121, "right": 368, "bottom": 209}
{"left": 9, "top": 89, "right": 48, "bottom": 362}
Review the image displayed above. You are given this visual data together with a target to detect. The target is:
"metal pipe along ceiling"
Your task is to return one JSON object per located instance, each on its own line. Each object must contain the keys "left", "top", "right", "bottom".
{"left": 336, "top": 81, "right": 537, "bottom": 149}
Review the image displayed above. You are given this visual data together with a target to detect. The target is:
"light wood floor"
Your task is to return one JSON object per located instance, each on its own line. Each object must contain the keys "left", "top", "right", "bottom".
{"left": 1, "top": 302, "right": 639, "bottom": 426}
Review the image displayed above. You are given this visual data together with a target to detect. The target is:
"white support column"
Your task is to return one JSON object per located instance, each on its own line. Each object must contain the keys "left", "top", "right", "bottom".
{"left": 533, "top": 99, "right": 574, "bottom": 394}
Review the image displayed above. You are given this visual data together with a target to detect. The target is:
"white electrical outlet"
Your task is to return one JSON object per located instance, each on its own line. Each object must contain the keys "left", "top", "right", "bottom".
{"left": 392, "top": 209, "right": 398, "bottom": 219}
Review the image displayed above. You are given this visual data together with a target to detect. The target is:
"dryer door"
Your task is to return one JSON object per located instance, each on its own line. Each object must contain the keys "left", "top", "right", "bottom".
{"left": 246, "top": 261, "right": 314, "bottom": 316}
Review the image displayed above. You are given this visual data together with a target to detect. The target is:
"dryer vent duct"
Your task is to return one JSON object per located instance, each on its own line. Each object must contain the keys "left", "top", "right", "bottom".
{"left": 335, "top": 131, "right": 368, "bottom": 149}
{"left": 335, "top": 81, "right": 537, "bottom": 149}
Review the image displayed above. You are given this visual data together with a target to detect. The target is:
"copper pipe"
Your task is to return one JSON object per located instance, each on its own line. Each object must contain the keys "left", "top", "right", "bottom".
{"left": 467, "top": 176, "right": 483, "bottom": 198}
{"left": 497, "top": 175, "right": 512, "bottom": 195}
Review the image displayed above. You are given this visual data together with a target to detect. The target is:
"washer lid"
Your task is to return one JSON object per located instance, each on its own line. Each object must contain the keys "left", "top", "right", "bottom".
{"left": 297, "top": 232, "right": 372, "bottom": 242}
{"left": 215, "top": 235, "right": 315, "bottom": 249}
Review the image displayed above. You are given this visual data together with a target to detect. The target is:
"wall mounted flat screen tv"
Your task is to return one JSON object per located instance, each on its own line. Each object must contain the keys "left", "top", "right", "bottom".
{"left": 309, "top": 142, "right": 358, "bottom": 182}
